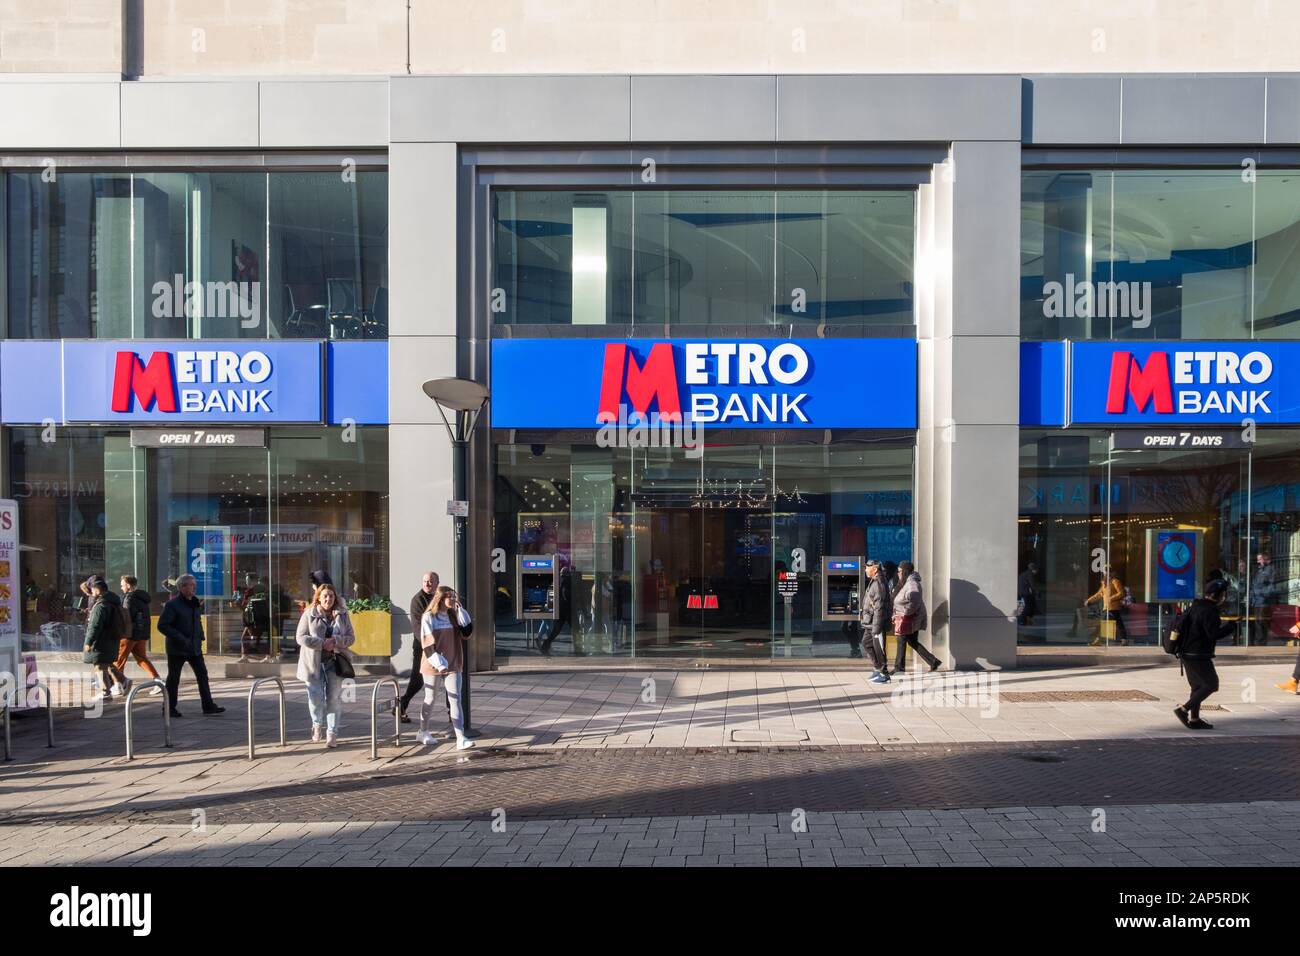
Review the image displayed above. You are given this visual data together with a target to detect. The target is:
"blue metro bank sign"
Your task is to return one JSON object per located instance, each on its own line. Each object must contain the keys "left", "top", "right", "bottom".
{"left": 63, "top": 341, "right": 323, "bottom": 423}
{"left": 1071, "top": 341, "right": 1300, "bottom": 425}
{"left": 491, "top": 338, "right": 918, "bottom": 429}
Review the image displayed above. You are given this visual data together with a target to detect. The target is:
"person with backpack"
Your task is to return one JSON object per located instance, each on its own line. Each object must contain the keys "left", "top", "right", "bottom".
{"left": 893, "top": 561, "right": 942, "bottom": 673}
{"left": 114, "top": 576, "right": 162, "bottom": 696}
{"left": 1169, "top": 578, "right": 1236, "bottom": 730}
{"left": 861, "top": 559, "right": 894, "bottom": 683}
{"left": 82, "top": 576, "right": 131, "bottom": 702}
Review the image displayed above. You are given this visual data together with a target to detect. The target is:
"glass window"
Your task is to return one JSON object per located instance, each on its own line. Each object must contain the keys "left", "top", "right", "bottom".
{"left": 5, "top": 170, "right": 388, "bottom": 340}
{"left": 492, "top": 189, "right": 915, "bottom": 336}
{"left": 1015, "top": 427, "right": 1285, "bottom": 647}
{"left": 10, "top": 426, "right": 389, "bottom": 659}
{"left": 1022, "top": 169, "right": 1255, "bottom": 340}
{"left": 492, "top": 439, "right": 914, "bottom": 660}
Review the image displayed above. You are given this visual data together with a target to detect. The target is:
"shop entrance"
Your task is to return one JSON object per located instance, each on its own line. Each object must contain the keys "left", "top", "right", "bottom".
{"left": 495, "top": 439, "right": 916, "bottom": 660}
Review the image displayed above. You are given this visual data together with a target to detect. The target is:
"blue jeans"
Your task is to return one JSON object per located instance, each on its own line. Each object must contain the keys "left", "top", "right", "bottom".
{"left": 305, "top": 662, "right": 345, "bottom": 734}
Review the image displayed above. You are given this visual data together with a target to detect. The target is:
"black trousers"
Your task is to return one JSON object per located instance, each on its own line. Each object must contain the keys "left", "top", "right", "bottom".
{"left": 165, "top": 653, "right": 216, "bottom": 711}
{"left": 399, "top": 638, "right": 424, "bottom": 715}
{"left": 1182, "top": 656, "right": 1220, "bottom": 717}
{"left": 1291, "top": 645, "right": 1300, "bottom": 682}
{"left": 538, "top": 617, "right": 567, "bottom": 652}
{"left": 895, "top": 632, "right": 940, "bottom": 671}
{"left": 865, "top": 631, "right": 889, "bottom": 671}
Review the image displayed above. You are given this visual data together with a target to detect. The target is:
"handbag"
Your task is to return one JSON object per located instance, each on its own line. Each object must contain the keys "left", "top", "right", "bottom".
{"left": 332, "top": 652, "right": 356, "bottom": 680}
{"left": 892, "top": 612, "right": 917, "bottom": 635}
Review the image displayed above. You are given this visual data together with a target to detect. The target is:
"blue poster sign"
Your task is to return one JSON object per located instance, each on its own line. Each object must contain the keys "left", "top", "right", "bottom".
{"left": 180, "top": 525, "right": 230, "bottom": 599}
{"left": 491, "top": 338, "right": 917, "bottom": 429}
{"left": 1146, "top": 528, "right": 1202, "bottom": 603}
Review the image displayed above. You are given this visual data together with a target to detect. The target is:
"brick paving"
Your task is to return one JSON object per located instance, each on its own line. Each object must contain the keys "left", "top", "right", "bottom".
{"left": 3, "top": 802, "right": 1297, "bottom": 867}
{"left": 2, "top": 661, "right": 1298, "bottom": 866}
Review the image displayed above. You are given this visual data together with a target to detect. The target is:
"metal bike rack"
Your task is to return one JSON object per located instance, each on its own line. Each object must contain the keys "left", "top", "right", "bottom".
{"left": 0, "top": 680, "right": 53, "bottom": 761}
{"left": 369, "top": 676, "right": 401, "bottom": 760}
{"left": 124, "top": 678, "right": 172, "bottom": 760}
{"left": 247, "top": 676, "right": 287, "bottom": 760}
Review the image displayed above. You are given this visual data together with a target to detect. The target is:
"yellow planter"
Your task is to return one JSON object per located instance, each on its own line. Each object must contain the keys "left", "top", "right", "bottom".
{"left": 350, "top": 610, "right": 392, "bottom": 657}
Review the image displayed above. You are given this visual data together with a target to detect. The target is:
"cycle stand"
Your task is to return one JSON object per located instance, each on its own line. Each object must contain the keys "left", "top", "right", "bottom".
{"left": 247, "top": 676, "right": 287, "bottom": 760}
{"left": 124, "top": 678, "right": 172, "bottom": 760}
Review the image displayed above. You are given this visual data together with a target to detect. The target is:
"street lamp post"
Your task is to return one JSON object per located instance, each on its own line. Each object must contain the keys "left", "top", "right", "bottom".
{"left": 421, "top": 376, "right": 489, "bottom": 735}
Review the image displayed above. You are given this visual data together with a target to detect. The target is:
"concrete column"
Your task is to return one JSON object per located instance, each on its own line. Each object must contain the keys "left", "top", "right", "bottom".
{"left": 915, "top": 141, "right": 1022, "bottom": 669}
{"left": 387, "top": 142, "right": 458, "bottom": 674}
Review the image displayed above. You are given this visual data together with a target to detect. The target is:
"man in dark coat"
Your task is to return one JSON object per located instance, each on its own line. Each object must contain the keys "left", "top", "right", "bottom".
{"left": 82, "top": 576, "right": 129, "bottom": 701}
{"left": 396, "top": 571, "right": 439, "bottom": 722}
{"left": 1172, "top": 579, "right": 1236, "bottom": 730}
{"left": 157, "top": 573, "right": 224, "bottom": 718}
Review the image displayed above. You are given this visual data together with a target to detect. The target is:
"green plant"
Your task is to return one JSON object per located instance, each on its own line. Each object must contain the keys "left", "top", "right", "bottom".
{"left": 347, "top": 595, "right": 392, "bottom": 614}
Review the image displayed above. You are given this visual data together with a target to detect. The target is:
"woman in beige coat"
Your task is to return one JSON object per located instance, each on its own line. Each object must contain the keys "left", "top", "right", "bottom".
{"left": 295, "top": 583, "right": 355, "bottom": 747}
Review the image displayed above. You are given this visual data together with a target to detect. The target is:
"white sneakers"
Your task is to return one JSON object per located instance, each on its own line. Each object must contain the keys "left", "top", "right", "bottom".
{"left": 456, "top": 737, "right": 475, "bottom": 750}
{"left": 109, "top": 684, "right": 123, "bottom": 698}
{"left": 325, "top": 732, "right": 339, "bottom": 749}
{"left": 147, "top": 686, "right": 164, "bottom": 697}
{"left": 311, "top": 725, "right": 323, "bottom": 742}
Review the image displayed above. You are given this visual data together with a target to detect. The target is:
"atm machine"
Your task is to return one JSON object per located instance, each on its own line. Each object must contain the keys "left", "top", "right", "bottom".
{"left": 516, "top": 554, "right": 558, "bottom": 620}
{"left": 821, "top": 556, "right": 864, "bottom": 621}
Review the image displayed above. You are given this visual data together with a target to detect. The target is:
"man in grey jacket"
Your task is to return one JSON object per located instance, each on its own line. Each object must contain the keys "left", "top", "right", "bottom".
{"left": 861, "top": 559, "right": 894, "bottom": 683}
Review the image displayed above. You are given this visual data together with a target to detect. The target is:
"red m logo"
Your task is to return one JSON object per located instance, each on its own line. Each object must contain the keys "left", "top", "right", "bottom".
{"left": 1105, "top": 351, "right": 1173, "bottom": 414}
{"left": 111, "top": 351, "right": 178, "bottom": 413}
{"left": 597, "top": 343, "right": 682, "bottom": 422}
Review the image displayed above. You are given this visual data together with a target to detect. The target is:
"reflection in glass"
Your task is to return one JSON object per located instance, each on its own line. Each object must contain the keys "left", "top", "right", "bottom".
{"left": 5, "top": 170, "right": 388, "bottom": 340}
{"left": 9, "top": 427, "right": 389, "bottom": 659}
{"left": 492, "top": 189, "right": 915, "bottom": 334}
{"left": 492, "top": 440, "right": 914, "bottom": 659}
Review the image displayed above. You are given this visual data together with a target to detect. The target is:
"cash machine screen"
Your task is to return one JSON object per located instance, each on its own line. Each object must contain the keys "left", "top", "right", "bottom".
{"left": 826, "top": 585, "right": 856, "bottom": 615}
{"left": 522, "top": 584, "right": 552, "bottom": 614}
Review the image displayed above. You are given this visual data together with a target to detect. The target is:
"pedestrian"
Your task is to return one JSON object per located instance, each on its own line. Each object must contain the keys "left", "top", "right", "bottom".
{"left": 1249, "top": 552, "right": 1278, "bottom": 646}
{"left": 861, "top": 559, "right": 893, "bottom": 683}
{"left": 157, "top": 574, "right": 225, "bottom": 718}
{"left": 537, "top": 562, "right": 572, "bottom": 656}
{"left": 416, "top": 585, "right": 475, "bottom": 750}
{"left": 81, "top": 576, "right": 130, "bottom": 702}
{"left": 1083, "top": 567, "right": 1129, "bottom": 646}
{"left": 1172, "top": 579, "right": 1236, "bottom": 730}
{"left": 115, "top": 576, "right": 162, "bottom": 696}
{"left": 295, "top": 582, "right": 356, "bottom": 748}
{"left": 235, "top": 573, "right": 271, "bottom": 662}
{"left": 1277, "top": 621, "right": 1300, "bottom": 695}
{"left": 1017, "top": 561, "right": 1038, "bottom": 626}
{"left": 892, "top": 561, "right": 942, "bottom": 673}
{"left": 395, "top": 571, "right": 439, "bottom": 723}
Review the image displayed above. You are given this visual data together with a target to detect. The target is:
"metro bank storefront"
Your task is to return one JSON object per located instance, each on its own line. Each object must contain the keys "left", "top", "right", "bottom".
{"left": 8, "top": 74, "right": 1300, "bottom": 670}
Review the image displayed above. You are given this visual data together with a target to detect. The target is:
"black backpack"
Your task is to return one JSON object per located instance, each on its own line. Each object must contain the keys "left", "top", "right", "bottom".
{"left": 1160, "top": 608, "right": 1185, "bottom": 655}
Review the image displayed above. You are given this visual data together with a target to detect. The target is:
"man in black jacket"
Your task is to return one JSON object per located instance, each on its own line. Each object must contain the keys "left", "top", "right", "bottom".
{"left": 396, "top": 571, "right": 439, "bottom": 722}
{"left": 1173, "top": 579, "right": 1236, "bottom": 730}
{"left": 157, "top": 574, "right": 224, "bottom": 718}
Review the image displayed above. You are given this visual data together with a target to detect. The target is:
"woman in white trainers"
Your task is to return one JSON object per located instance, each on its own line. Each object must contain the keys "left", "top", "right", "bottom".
{"left": 295, "top": 582, "right": 356, "bottom": 748}
{"left": 417, "top": 586, "right": 474, "bottom": 750}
